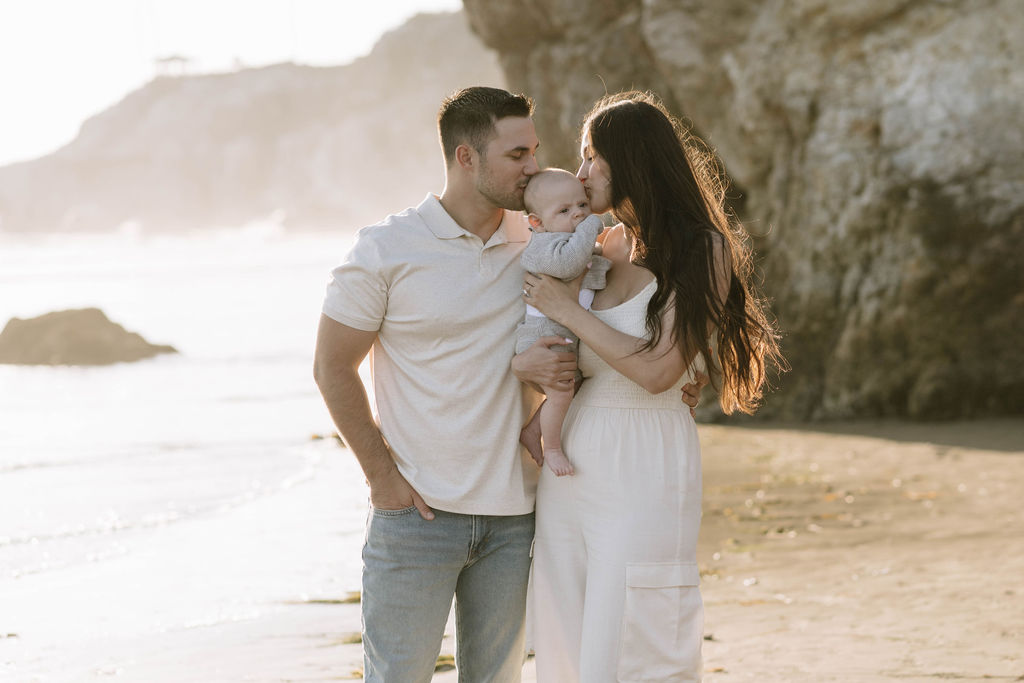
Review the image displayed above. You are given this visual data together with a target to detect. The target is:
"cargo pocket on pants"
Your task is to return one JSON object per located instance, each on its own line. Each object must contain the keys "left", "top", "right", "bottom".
{"left": 617, "top": 562, "right": 703, "bottom": 682}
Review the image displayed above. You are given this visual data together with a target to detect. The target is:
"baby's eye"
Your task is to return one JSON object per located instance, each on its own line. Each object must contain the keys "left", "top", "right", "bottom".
{"left": 558, "top": 207, "right": 569, "bottom": 214}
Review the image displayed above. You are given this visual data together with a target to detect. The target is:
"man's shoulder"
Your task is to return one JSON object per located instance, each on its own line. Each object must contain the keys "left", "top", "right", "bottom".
{"left": 356, "top": 205, "right": 428, "bottom": 242}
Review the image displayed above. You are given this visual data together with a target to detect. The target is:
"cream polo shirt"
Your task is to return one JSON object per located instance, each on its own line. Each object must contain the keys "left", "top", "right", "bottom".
{"left": 322, "top": 193, "right": 540, "bottom": 515}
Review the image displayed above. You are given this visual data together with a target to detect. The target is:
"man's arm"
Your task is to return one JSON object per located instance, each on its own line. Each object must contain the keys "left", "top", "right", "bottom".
{"left": 313, "top": 314, "right": 434, "bottom": 520}
{"left": 681, "top": 371, "right": 709, "bottom": 417}
{"left": 511, "top": 335, "right": 579, "bottom": 393}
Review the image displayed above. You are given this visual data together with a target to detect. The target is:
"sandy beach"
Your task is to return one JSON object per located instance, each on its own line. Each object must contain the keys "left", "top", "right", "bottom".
{"left": 694, "top": 420, "right": 1024, "bottom": 681}
{"left": 418, "top": 419, "right": 1023, "bottom": 682}
{"left": 53, "top": 418, "right": 1017, "bottom": 682}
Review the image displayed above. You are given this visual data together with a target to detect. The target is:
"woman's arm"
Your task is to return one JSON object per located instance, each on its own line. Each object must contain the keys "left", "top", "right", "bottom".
{"left": 708, "top": 232, "right": 732, "bottom": 333}
{"left": 524, "top": 274, "right": 690, "bottom": 395}
{"left": 524, "top": 230, "right": 732, "bottom": 396}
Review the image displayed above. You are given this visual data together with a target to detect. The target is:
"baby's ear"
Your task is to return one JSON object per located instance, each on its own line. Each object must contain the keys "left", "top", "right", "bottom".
{"left": 527, "top": 213, "right": 543, "bottom": 230}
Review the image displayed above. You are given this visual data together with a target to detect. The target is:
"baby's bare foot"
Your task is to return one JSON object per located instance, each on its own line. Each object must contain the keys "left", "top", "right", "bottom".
{"left": 544, "top": 448, "right": 574, "bottom": 476}
{"left": 520, "top": 418, "right": 544, "bottom": 468}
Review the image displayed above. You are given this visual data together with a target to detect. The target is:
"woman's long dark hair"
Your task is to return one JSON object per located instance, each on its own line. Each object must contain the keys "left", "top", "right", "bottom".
{"left": 584, "top": 91, "right": 784, "bottom": 414}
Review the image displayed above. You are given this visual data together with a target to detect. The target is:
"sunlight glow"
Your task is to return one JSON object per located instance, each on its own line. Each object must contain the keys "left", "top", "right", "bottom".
{"left": 0, "top": 0, "right": 463, "bottom": 165}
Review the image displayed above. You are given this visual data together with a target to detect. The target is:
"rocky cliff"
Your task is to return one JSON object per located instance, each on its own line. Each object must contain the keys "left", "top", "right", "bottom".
{"left": 0, "top": 11, "right": 504, "bottom": 234}
{"left": 464, "top": 0, "right": 1024, "bottom": 419}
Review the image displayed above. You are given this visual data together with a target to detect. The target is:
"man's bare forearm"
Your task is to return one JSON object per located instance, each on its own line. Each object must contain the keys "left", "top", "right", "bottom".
{"left": 313, "top": 315, "right": 431, "bottom": 518}
{"left": 511, "top": 351, "right": 544, "bottom": 395}
{"left": 511, "top": 336, "right": 578, "bottom": 390}
{"left": 316, "top": 363, "right": 396, "bottom": 484}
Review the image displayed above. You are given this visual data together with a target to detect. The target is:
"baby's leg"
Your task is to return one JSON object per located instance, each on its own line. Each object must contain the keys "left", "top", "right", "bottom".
{"left": 539, "top": 386, "right": 574, "bottom": 476}
{"left": 519, "top": 403, "right": 544, "bottom": 467}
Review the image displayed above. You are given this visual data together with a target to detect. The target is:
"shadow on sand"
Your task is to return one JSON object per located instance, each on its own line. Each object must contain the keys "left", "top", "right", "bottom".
{"left": 720, "top": 418, "right": 1023, "bottom": 453}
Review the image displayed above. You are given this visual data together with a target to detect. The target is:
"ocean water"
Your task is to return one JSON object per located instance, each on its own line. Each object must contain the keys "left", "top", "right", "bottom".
{"left": 0, "top": 227, "right": 372, "bottom": 680}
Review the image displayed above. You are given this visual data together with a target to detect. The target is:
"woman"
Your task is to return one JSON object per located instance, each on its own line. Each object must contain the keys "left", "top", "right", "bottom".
{"left": 523, "top": 91, "right": 783, "bottom": 681}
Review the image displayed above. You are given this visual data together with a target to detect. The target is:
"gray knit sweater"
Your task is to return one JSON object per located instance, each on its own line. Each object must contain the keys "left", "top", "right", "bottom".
{"left": 520, "top": 214, "right": 611, "bottom": 289}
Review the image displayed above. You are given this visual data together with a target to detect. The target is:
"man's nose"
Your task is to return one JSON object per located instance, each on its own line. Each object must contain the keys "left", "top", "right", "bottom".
{"left": 524, "top": 156, "right": 540, "bottom": 176}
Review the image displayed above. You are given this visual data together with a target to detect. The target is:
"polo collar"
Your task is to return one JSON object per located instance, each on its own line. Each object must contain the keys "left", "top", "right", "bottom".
{"left": 416, "top": 193, "right": 530, "bottom": 245}
{"left": 418, "top": 193, "right": 470, "bottom": 240}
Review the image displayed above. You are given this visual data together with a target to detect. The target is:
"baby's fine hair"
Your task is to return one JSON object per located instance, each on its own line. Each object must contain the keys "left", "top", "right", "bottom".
{"left": 524, "top": 168, "right": 579, "bottom": 215}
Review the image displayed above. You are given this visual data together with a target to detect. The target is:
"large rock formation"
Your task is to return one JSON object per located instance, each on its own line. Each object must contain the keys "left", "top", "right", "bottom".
{"left": 0, "top": 12, "right": 504, "bottom": 234}
{"left": 0, "top": 308, "right": 177, "bottom": 365}
{"left": 464, "top": 0, "right": 1024, "bottom": 419}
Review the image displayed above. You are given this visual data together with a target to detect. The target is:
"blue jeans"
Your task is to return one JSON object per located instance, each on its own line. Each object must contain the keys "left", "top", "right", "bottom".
{"left": 361, "top": 506, "right": 535, "bottom": 683}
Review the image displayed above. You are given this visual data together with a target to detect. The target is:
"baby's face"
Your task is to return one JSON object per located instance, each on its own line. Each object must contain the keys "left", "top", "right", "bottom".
{"left": 533, "top": 176, "right": 591, "bottom": 233}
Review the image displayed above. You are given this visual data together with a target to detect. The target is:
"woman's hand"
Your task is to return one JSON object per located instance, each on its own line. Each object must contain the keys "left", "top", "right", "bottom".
{"left": 524, "top": 272, "right": 584, "bottom": 326}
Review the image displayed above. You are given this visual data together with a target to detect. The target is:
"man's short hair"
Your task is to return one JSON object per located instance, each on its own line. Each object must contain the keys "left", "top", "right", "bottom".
{"left": 438, "top": 87, "right": 534, "bottom": 167}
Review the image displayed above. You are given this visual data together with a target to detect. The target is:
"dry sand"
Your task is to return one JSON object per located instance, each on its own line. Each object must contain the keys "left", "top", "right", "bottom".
{"left": 693, "top": 420, "right": 1024, "bottom": 682}
{"left": 460, "top": 419, "right": 1023, "bottom": 681}
{"left": 129, "top": 419, "right": 1023, "bottom": 681}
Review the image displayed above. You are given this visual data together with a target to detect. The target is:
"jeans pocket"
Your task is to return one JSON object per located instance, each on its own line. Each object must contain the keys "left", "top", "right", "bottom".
{"left": 617, "top": 562, "right": 703, "bottom": 682}
{"left": 371, "top": 505, "right": 418, "bottom": 517}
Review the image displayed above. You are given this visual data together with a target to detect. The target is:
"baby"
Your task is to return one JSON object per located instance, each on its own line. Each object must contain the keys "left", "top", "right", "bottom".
{"left": 516, "top": 168, "right": 611, "bottom": 476}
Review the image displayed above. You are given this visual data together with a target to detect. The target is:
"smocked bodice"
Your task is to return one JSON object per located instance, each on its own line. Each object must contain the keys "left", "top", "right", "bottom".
{"left": 576, "top": 279, "right": 700, "bottom": 410}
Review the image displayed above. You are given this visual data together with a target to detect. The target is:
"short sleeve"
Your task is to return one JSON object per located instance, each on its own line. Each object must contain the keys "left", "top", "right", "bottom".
{"left": 321, "top": 228, "right": 388, "bottom": 332}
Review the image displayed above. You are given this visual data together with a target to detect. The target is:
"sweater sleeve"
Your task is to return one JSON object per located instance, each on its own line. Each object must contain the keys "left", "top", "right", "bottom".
{"left": 581, "top": 254, "right": 612, "bottom": 291}
{"left": 519, "top": 214, "right": 604, "bottom": 279}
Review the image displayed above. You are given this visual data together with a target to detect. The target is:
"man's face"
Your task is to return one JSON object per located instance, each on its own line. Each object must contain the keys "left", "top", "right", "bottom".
{"left": 475, "top": 116, "right": 541, "bottom": 211}
{"left": 531, "top": 175, "right": 591, "bottom": 234}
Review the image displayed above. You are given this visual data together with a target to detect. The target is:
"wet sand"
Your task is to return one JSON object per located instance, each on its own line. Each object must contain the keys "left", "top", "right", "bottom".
{"left": 58, "top": 419, "right": 1021, "bottom": 682}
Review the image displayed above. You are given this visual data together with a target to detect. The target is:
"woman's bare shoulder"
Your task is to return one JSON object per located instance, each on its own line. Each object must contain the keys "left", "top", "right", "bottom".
{"left": 595, "top": 222, "right": 621, "bottom": 245}
{"left": 596, "top": 223, "right": 628, "bottom": 255}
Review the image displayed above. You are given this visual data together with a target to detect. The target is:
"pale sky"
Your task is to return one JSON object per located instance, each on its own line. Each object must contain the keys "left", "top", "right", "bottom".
{"left": 0, "top": 0, "right": 464, "bottom": 166}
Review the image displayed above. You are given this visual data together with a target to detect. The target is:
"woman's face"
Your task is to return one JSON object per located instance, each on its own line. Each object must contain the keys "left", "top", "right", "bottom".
{"left": 577, "top": 129, "right": 612, "bottom": 214}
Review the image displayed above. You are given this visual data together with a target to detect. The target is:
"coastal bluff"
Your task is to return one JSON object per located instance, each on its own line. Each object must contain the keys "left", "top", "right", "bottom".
{"left": 464, "top": 0, "right": 1024, "bottom": 420}
{"left": 0, "top": 11, "right": 503, "bottom": 235}
{"left": 0, "top": 308, "right": 177, "bottom": 365}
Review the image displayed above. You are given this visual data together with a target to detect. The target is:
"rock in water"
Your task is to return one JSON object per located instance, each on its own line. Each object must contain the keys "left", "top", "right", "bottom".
{"left": 0, "top": 308, "right": 177, "bottom": 365}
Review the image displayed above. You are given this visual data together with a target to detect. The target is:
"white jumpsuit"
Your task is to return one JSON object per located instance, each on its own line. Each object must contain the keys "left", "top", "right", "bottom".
{"left": 531, "top": 279, "right": 704, "bottom": 682}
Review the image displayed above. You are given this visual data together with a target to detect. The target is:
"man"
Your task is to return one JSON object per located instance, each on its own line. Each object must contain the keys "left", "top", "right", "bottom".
{"left": 313, "top": 86, "right": 701, "bottom": 682}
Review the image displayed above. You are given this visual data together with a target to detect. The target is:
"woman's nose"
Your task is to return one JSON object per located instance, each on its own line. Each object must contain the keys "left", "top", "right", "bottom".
{"left": 576, "top": 161, "right": 587, "bottom": 180}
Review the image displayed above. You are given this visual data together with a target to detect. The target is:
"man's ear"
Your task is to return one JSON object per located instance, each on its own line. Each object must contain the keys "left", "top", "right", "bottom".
{"left": 455, "top": 143, "right": 475, "bottom": 169}
{"left": 527, "top": 213, "right": 543, "bottom": 230}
